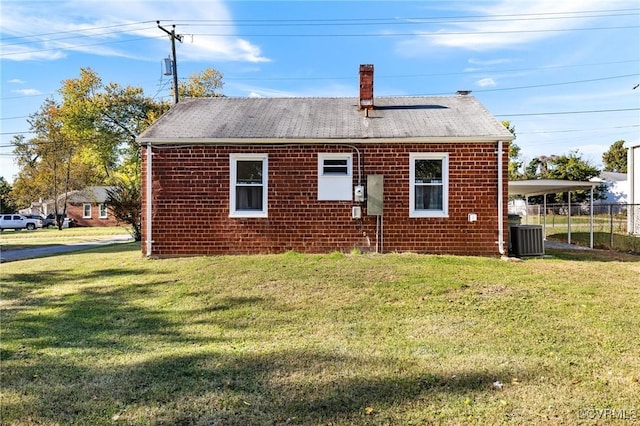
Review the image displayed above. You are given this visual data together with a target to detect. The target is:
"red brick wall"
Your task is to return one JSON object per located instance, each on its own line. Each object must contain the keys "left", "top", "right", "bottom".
{"left": 141, "top": 142, "right": 509, "bottom": 256}
{"left": 66, "top": 203, "right": 119, "bottom": 227}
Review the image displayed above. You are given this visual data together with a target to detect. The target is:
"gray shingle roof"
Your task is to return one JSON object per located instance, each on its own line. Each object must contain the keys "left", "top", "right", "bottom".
{"left": 137, "top": 96, "right": 513, "bottom": 143}
{"left": 66, "top": 186, "right": 113, "bottom": 203}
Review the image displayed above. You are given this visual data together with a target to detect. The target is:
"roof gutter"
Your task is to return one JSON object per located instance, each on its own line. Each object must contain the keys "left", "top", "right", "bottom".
{"left": 136, "top": 135, "right": 515, "bottom": 146}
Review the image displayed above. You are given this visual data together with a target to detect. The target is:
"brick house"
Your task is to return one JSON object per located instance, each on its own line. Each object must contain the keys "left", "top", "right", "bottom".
{"left": 137, "top": 65, "right": 513, "bottom": 257}
{"left": 41, "top": 186, "right": 118, "bottom": 227}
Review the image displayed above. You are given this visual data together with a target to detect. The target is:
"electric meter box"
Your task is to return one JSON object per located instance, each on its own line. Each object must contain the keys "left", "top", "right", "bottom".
{"left": 367, "top": 175, "right": 383, "bottom": 216}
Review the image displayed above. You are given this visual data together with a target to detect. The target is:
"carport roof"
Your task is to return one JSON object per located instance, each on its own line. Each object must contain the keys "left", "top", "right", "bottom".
{"left": 508, "top": 179, "right": 599, "bottom": 196}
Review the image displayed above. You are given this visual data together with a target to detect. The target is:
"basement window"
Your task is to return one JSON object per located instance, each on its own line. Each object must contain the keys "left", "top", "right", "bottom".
{"left": 318, "top": 153, "right": 352, "bottom": 201}
{"left": 409, "top": 153, "right": 449, "bottom": 218}
{"left": 83, "top": 203, "right": 92, "bottom": 218}
{"left": 230, "top": 154, "right": 268, "bottom": 218}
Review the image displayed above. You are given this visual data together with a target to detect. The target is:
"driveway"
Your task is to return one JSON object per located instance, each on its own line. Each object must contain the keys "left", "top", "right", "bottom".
{"left": 0, "top": 234, "right": 134, "bottom": 263}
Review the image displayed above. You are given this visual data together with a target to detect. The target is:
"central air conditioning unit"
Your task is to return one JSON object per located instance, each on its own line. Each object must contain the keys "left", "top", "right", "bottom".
{"left": 509, "top": 225, "right": 544, "bottom": 257}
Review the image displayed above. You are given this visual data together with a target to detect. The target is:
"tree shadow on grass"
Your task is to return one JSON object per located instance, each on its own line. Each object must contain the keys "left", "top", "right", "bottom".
{"left": 2, "top": 347, "right": 540, "bottom": 425}
{"left": 2, "top": 268, "right": 542, "bottom": 425}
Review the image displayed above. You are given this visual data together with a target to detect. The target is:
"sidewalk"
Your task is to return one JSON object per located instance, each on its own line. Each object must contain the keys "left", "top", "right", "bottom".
{"left": 0, "top": 234, "right": 134, "bottom": 263}
{"left": 544, "top": 240, "right": 591, "bottom": 251}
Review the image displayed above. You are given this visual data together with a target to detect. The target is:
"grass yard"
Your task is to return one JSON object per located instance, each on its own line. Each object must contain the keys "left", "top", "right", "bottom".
{"left": 0, "top": 226, "right": 132, "bottom": 251}
{"left": 1, "top": 244, "right": 638, "bottom": 425}
{"left": 547, "top": 232, "right": 640, "bottom": 255}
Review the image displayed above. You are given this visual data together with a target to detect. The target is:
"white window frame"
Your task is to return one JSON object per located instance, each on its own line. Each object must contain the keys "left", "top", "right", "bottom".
{"left": 82, "top": 203, "right": 92, "bottom": 218}
{"left": 318, "top": 153, "right": 353, "bottom": 201}
{"left": 229, "top": 153, "right": 268, "bottom": 218}
{"left": 99, "top": 203, "right": 108, "bottom": 219}
{"left": 409, "top": 153, "right": 449, "bottom": 218}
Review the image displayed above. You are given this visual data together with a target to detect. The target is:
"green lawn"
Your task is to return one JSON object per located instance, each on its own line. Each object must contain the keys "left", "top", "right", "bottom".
{"left": 548, "top": 232, "right": 640, "bottom": 255}
{"left": 1, "top": 244, "right": 638, "bottom": 425}
{"left": 0, "top": 226, "right": 132, "bottom": 251}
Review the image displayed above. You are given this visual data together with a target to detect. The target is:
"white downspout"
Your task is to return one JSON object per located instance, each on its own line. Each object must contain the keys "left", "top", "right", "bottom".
{"left": 497, "top": 140, "right": 505, "bottom": 255}
{"left": 145, "top": 143, "right": 153, "bottom": 257}
{"left": 628, "top": 146, "right": 635, "bottom": 234}
{"left": 589, "top": 186, "right": 594, "bottom": 249}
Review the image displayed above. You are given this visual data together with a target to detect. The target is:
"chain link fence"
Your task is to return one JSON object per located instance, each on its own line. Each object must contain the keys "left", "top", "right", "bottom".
{"left": 508, "top": 203, "right": 640, "bottom": 254}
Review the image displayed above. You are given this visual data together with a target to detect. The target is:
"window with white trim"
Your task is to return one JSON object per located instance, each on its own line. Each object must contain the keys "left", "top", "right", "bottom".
{"left": 230, "top": 154, "right": 268, "bottom": 218}
{"left": 83, "top": 203, "right": 92, "bottom": 218}
{"left": 99, "top": 203, "right": 108, "bottom": 219}
{"left": 318, "top": 153, "right": 352, "bottom": 201}
{"left": 409, "top": 153, "right": 449, "bottom": 218}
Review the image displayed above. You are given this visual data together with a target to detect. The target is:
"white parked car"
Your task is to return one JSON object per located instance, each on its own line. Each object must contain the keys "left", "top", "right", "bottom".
{"left": 0, "top": 214, "right": 43, "bottom": 231}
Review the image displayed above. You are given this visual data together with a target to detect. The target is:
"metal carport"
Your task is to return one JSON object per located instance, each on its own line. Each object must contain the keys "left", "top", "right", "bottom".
{"left": 508, "top": 179, "right": 600, "bottom": 249}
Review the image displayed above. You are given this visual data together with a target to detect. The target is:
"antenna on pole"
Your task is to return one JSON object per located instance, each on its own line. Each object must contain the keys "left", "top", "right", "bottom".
{"left": 157, "top": 21, "right": 183, "bottom": 105}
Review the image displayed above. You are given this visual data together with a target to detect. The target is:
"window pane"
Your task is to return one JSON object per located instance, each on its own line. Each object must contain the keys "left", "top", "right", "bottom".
{"left": 415, "top": 185, "right": 443, "bottom": 210}
{"left": 323, "top": 159, "right": 348, "bottom": 175}
{"left": 236, "top": 161, "right": 263, "bottom": 184}
{"left": 236, "top": 187, "right": 263, "bottom": 210}
{"left": 415, "top": 159, "right": 442, "bottom": 183}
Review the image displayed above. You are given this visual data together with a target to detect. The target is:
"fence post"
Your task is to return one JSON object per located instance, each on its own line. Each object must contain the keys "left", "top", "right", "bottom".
{"left": 568, "top": 193, "right": 572, "bottom": 245}
{"left": 609, "top": 204, "right": 614, "bottom": 249}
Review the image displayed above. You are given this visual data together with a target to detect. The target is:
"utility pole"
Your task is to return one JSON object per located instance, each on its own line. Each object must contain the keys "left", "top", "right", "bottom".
{"left": 157, "top": 21, "right": 183, "bottom": 105}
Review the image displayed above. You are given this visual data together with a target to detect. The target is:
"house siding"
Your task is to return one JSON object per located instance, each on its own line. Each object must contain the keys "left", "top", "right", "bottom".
{"left": 141, "top": 142, "right": 509, "bottom": 256}
{"left": 66, "top": 203, "right": 119, "bottom": 227}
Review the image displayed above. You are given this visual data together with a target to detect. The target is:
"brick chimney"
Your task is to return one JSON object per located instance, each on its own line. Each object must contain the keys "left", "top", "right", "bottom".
{"left": 359, "top": 64, "right": 374, "bottom": 110}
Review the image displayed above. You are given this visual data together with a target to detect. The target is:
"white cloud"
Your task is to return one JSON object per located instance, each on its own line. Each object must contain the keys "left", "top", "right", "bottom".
{"left": 0, "top": 0, "right": 270, "bottom": 63}
{"left": 396, "top": 0, "right": 623, "bottom": 53}
{"left": 12, "top": 89, "right": 43, "bottom": 96}
{"left": 231, "top": 82, "right": 354, "bottom": 98}
{"left": 476, "top": 78, "right": 496, "bottom": 87}
{"left": 8, "top": 79, "right": 25, "bottom": 84}
{"left": 468, "top": 58, "right": 514, "bottom": 66}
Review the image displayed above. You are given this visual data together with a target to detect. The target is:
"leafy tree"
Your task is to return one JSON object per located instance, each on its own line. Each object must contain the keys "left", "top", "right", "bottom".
{"left": 58, "top": 68, "right": 170, "bottom": 180}
{"left": 10, "top": 68, "right": 171, "bottom": 218}
{"left": 178, "top": 68, "right": 224, "bottom": 98}
{"left": 0, "top": 177, "right": 18, "bottom": 214}
{"left": 502, "top": 120, "right": 522, "bottom": 180}
{"left": 524, "top": 151, "right": 605, "bottom": 204}
{"left": 602, "top": 140, "right": 627, "bottom": 173}
{"left": 11, "top": 99, "right": 84, "bottom": 228}
{"left": 105, "top": 176, "right": 142, "bottom": 241}
{"left": 10, "top": 66, "right": 223, "bottom": 231}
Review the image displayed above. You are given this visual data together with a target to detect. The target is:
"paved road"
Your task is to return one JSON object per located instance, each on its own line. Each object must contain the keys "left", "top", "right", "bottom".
{"left": 0, "top": 234, "right": 134, "bottom": 263}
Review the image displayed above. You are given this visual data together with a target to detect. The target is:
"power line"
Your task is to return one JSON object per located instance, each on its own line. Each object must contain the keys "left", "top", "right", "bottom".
{"left": 517, "top": 124, "right": 640, "bottom": 135}
{"left": 0, "top": 20, "right": 156, "bottom": 42}
{"left": 496, "top": 107, "right": 640, "bottom": 117}
{"left": 185, "top": 25, "right": 639, "bottom": 38}
{"left": 3, "top": 8, "right": 637, "bottom": 44}
{"left": 468, "top": 74, "right": 639, "bottom": 94}
{"left": 174, "top": 10, "right": 640, "bottom": 27}
{"left": 0, "top": 35, "right": 164, "bottom": 58}
{"left": 1, "top": 25, "right": 158, "bottom": 47}
{"left": 2, "top": 57, "right": 637, "bottom": 102}
{"left": 3, "top": 109, "right": 637, "bottom": 138}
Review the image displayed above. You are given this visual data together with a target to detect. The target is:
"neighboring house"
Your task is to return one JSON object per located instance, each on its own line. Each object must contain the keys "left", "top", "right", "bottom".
{"left": 40, "top": 186, "right": 118, "bottom": 227}
{"left": 595, "top": 171, "right": 628, "bottom": 204}
{"left": 137, "top": 65, "right": 514, "bottom": 257}
{"left": 629, "top": 144, "right": 640, "bottom": 235}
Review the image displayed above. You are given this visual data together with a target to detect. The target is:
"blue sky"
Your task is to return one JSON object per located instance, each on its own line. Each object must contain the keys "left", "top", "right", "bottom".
{"left": 1, "top": 0, "right": 639, "bottom": 184}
